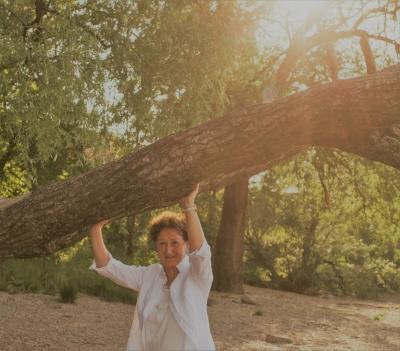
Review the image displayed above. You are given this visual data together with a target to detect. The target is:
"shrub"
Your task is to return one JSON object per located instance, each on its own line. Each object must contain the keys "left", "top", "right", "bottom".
{"left": 58, "top": 280, "right": 78, "bottom": 303}
{"left": 253, "top": 309, "right": 263, "bottom": 316}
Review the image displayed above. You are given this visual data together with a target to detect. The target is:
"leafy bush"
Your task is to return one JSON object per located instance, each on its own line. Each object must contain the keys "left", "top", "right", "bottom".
{"left": 0, "top": 238, "right": 138, "bottom": 305}
{"left": 245, "top": 149, "right": 400, "bottom": 299}
{"left": 253, "top": 309, "right": 264, "bottom": 316}
{"left": 58, "top": 280, "right": 78, "bottom": 303}
{"left": 0, "top": 256, "right": 59, "bottom": 294}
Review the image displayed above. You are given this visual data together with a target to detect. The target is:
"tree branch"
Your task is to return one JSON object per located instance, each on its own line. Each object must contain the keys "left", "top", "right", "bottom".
{"left": 277, "top": 28, "right": 400, "bottom": 86}
{"left": 353, "top": 2, "right": 400, "bottom": 29}
{"left": 47, "top": 8, "right": 111, "bottom": 50}
{"left": 359, "top": 36, "right": 377, "bottom": 74}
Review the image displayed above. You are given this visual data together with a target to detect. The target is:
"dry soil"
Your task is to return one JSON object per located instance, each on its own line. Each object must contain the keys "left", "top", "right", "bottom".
{"left": 0, "top": 285, "right": 399, "bottom": 350}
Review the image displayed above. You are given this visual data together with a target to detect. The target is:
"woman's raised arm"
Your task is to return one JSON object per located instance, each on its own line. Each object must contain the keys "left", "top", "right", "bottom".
{"left": 180, "top": 184, "right": 205, "bottom": 252}
{"left": 89, "top": 219, "right": 111, "bottom": 268}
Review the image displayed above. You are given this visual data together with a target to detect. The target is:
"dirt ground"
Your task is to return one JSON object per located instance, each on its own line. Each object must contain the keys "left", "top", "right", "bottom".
{"left": 0, "top": 285, "right": 399, "bottom": 351}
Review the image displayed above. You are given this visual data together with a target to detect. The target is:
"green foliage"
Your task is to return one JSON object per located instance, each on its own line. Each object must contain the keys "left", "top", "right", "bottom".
{"left": 197, "top": 190, "right": 224, "bottom": 249}
{"left": 1, "top": 0, "right": 267, "bottom": 193}
{"left": 0, "top": 161, "right": 31, "bottom": 197}
{"left": 0, "top": 239, "right": 137, "bottom": 304}
{"left": 58, "top": 279, "right": 78, "bottom": 303}
{"left": 0, "top": 255, "right": 59, "bottom": 294}
{"left": 245, "top": 148, "right": 400, "bottom": 298}
{"left": 1, "top": 1, "right": 105, "bottom": 187}
{"left": 373, "top": 313, "right": 385, "bottom": 321}
{"left": 253, "top": 309, "right": 263, "bottom": 316}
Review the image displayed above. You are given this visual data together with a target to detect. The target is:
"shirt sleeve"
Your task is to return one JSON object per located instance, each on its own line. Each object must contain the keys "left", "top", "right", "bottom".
{"left": 188, "top": 240, "right": 213, "bottom": 291}
{"left": 89, "top": 253, "right": 145, "bottom": 291}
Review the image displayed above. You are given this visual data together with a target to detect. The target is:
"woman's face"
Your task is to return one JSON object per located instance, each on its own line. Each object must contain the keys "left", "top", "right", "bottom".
{"left": 155, "top": 228, "right": 187, "bottom": 269}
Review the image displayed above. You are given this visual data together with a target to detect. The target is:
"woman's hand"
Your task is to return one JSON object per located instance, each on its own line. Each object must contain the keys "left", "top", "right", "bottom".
{"left": 90, "top": 219, "right": 110, "bottom": 235}
{"left": 179, "top": 183, "right": 199, "bottom": 209}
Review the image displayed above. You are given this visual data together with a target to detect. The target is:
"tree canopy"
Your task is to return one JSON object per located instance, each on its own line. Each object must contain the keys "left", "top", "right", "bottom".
{"left": 0, "top": 0, "right": 265, "bottom": 193}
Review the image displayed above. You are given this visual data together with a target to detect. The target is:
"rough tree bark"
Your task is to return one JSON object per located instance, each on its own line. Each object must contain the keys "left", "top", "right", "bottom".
{"left": 213, "top": 177, "right": 249, "bottom": 293}
{"left": 0, "top": 65, "right": 399, "bottom": 261}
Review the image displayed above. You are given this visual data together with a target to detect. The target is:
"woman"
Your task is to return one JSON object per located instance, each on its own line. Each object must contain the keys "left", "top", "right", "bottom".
{"left": 89, "top": 184, "right": 215, "bottom": 351}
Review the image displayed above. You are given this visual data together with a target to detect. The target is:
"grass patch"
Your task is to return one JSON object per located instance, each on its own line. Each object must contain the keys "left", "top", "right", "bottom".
{"left": 253, "top": 309, "right": 264, "bottom": 316}
{"left": 0, "top": 240, "right": 138, "bottom": 305}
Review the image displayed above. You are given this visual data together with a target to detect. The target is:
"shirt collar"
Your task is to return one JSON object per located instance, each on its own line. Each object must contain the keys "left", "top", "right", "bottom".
{"left": 176, "top": 254, "right": 189, "bottom": 273}
{"left": 159, "top": 254, "right": 190, "bottom": 280}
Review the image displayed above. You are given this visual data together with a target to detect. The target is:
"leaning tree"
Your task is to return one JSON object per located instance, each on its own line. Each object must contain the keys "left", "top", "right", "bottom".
{"left": 0, "top": 64, "right": 399, "bottom": 261}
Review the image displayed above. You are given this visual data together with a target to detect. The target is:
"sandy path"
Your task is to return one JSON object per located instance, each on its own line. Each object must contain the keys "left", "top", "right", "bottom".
{"left": 1, "top": 285, "right": 399, "bottom": 350}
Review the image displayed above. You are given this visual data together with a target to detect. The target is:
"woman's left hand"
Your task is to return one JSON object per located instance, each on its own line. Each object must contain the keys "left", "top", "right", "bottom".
{"left": 179, "top": 183, "right": 199, "bottom": 209}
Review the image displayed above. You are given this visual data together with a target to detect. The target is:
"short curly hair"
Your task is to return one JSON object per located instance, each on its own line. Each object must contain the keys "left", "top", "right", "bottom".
{"left": 149, "top": 211, "right": 188, "bottom": 243}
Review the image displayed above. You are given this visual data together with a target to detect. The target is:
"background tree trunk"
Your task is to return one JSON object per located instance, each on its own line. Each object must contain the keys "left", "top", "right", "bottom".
{"left": 213, "top": 177, "right": 249, "bottom": 293}
{"left": 126, "top": 214, "right": 136, "bottom": 256}
{"left": 0, "top": 65, "right": 399, "bottom": 261}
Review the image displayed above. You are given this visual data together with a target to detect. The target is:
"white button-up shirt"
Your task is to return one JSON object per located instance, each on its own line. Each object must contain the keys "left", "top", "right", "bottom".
{"left": 144, "top": 285, "right": 188, "bottom": 350}
{"left": 89, "top": 240, "right": 215, "bottom": 351}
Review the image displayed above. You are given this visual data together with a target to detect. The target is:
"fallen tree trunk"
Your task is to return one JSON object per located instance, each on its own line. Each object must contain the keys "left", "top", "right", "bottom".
{"left": 1, "top": 65, "right": 400, "bottom": 260}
